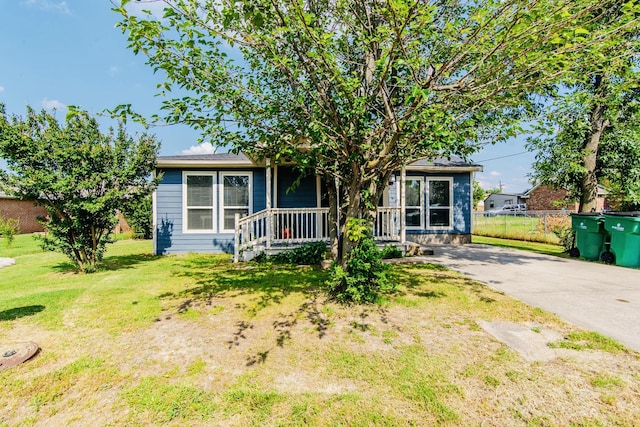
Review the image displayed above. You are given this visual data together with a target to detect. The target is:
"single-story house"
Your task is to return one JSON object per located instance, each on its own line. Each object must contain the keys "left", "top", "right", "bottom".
{"left": 0, "top": 192, "right": 47, "bottom": 234}
{"left": 483, "top": 192, "right": 527, "bottom": 210}
{"left": 520, "top": 184, "right": 610, "bottom": 212}
{"left": 152, "top": 153, "right": 483, "bottom": 259}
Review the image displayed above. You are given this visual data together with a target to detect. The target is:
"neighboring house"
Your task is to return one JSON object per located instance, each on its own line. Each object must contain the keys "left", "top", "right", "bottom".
{"left": 153, "top": 153, "right": 482, "bottom": 258}
{"left": 0, "top": 192, "right": 47, "bottom": 233}
{"left": 520, "top": 184, "right": 610, "bottom": 212}
{"left": 483, "top": 192, "right": 526, "bottom": 210}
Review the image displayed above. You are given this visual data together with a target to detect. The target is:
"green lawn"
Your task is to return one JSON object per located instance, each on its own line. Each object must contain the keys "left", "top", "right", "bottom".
{"left": 471, "top": 235, "right": 567, "bottom": 257}
{"left": 1, "top": 235, "right": 638, "bottom": 426}
{"left": 473, "top": 213, "right": 570, "bottom": 244}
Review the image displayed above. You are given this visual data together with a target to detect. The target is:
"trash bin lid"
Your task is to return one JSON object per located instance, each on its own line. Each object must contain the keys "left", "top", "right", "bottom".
{"left": 604, "top": 212, "right": 640, "bottom": 218}
{"left": 571, "top": 212, "right": 601, "bottom": 216}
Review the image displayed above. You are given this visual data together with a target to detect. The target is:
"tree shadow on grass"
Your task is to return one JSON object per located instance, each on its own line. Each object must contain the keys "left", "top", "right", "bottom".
{"left": 166, "top": 256, "right": 329, "bottom": 311}
{"left": 51, "top": 253, "right": 159, "bottom": 273}
{"left": 0, "top": 305, "right": 45, "bottom": 321}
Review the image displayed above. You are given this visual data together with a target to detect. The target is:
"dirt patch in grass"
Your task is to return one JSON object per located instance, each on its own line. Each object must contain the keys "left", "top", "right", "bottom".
{"left": 1, "top": 250, "right": 639, "bottom": 426}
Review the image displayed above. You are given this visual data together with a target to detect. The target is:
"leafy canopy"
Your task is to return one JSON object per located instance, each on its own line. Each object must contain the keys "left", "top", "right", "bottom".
{"left": 0, "top": 105, "right": 160, "bottom": 272}
{"left": 114, "top": 0, "right": 637, "bottom": 187}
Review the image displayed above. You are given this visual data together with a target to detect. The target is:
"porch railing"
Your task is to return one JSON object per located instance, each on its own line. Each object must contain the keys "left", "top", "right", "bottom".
{"left": 234, "top": 207, "right": 402, "bottom": 261}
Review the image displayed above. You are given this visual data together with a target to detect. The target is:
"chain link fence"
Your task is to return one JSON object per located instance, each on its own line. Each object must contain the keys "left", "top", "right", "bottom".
{"left": 472, "top": 211, "right": 572, "bottom": 244}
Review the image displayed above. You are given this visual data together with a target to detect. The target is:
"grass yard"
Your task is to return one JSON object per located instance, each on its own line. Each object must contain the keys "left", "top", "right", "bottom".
{"left": 473, "top": 214, "right": 570, "bottom": 245}
{"left": 1, "top": 234, "right": 639, "bottom": 426}
{"left": 471, "top": 235, "right": 568, "bottom": 257}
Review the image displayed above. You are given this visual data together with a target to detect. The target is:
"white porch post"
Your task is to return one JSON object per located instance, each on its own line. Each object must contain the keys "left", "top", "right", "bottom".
{"left": 234, "top": 212, "right": 240, "bottom": 262}
{"left": 266, "top": 159, "right": 272, "bottom": 249}
{"left": 400, "top": 166, "right": 406, "bottom": 244}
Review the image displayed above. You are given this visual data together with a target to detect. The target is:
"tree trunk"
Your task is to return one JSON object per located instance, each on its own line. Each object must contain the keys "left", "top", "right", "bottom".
{"left": 579, "top": 74, "right": 610, "bottom": 213}
{"left": 327, "top": 171, "right": 386, "bottom": 267}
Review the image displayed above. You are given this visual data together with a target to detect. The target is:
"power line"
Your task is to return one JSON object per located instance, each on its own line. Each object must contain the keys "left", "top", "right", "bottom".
{"left": 475, "top": 151, "right": 530, "bottom": 163}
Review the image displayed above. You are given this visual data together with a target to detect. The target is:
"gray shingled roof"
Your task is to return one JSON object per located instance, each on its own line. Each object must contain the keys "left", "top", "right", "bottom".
{"left": 409, "top": 156, "right": 481, "bottom": 168}
{"left": 157, "top": 152, "right": 481, "bottom": 169}
{"left": 158, "top": 152, "right": 251, "bottom": 162}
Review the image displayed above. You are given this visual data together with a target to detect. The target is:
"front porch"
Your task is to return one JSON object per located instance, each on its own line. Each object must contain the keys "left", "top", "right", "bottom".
{"left": 234, "top": 207, "right": 403, "bottom": 261}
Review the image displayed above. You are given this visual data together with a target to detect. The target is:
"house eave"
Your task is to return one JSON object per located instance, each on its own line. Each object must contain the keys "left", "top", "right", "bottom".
{"left": 405, "top": 165, "right": 483, "bottom": 173}
{"left": 157, "top": 159, "right": 264, "bottom": 168}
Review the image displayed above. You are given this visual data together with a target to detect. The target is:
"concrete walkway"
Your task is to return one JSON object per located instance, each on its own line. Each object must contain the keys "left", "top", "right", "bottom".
{"left": 422, "top": 244, "right": 640, "bottom": 352}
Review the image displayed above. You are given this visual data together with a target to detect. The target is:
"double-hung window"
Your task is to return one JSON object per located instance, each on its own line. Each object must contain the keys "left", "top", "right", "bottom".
{"left": 427, "top": 178, "right": 452, "bottom": 228}
{"left": 220, "top": 172, "right": 252, "bottom": 232}
{"left": 184, "top": 173, "right": 216, "bottom": 232}
{"left": 405, "top": 178, "right": 423, "bottom": 228}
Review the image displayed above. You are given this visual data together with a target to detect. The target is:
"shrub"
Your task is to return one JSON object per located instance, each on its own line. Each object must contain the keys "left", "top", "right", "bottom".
{"left": 328, "top": 218, "right": 396, "bottom": 304}
{"left": 121, "top": 195, "right": 153, "bottom": 239}
{"left": 0, "top": 216, "right": 20, "bottom": 248}
{"left": 380, "top": 244, "right": 403, "bottom": 259}
{"left": 538, "top": 214, "right": 573, "bottom": 251}
{"left": 268, "top": 241, "right": 327, "bottom": 265}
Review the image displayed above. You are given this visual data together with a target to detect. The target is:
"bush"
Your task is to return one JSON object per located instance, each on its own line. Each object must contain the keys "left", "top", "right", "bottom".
{"left": 121, "top": 195, "right": 153, "bottom": 239}
{"left": 266, "top": 241, "right": 327, "bottom": 265}
{"left": 328, "top": 218, "right": 396, "bottom": 304}
{"left": 380, "top": 244, "right": 403, "bottom": 259}
{"left": 0, "top": 216, "right": 20, "bottom": 248}
{"left": 539, "top": 214, "right": 573, "bottom": 251}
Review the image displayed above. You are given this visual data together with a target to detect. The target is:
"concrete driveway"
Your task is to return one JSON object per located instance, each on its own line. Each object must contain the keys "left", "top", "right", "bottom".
{"left": 423, "top": 244, "right": 640, "bottom": 352}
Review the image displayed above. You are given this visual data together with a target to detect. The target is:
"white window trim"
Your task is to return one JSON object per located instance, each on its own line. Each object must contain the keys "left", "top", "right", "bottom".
{"left": 219, "top": 171, "right": 253, "bottom": 233}
{"left": 182, "top": 171, "right": 217, "bottom": 234}
{"left": 405, "top": 177, "right": 424, "bottom": 230}
{"left": 426, "top": 177, "right": 454, "bottom": 230}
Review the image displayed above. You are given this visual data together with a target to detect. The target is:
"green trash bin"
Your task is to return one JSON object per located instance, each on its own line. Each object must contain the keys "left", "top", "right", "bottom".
{"left": 603, "top": 212, "right": 640, "bottom": 268}
{"left": 570, "top": 213, "right": 607, "bottom": 261}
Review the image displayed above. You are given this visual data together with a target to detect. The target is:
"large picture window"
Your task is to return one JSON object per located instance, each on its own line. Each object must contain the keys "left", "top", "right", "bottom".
{"left": 184, "top": 173, "right": 215, "bottom": 231}
{"left": 220, "top": 172, "right": 252, "bottom": 232}
{"left": 427, "top": 179, "right": 452, "bottom": 228}
{"left": 405, "top": 178, "right": 423, "bottom": 228}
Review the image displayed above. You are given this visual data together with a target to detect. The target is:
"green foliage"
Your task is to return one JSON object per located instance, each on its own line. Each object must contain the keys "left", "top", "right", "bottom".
{"left": 121, "top": 194, "right": 153, "bottom": 239}
{"left": 527, "top": 6, "right": 640, "bottom": 212}
{"left": 328, "top": 219, "right": 396, "bottom": 304}
{"left": 268, "top": 241, "right": 327, "bottom": 265}
{"left": 379, "top": 244, "right": 403, "bottom": 259}
{"left": 0, "top": 215, "right": 20, "bottom": 248}
{"left": 113, "top": 0, "right": 639, "bottom": 260}
{"left": 473, "top": 181, "right": 486, "bottom": 210}
{"left": 0, "top": 105, "right": 160, "bottom": 272}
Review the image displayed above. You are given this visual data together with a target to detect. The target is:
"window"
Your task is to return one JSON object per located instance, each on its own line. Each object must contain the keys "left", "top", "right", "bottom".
{"left": 405, "top": 178, "right": 423, "bottom": 228}
{"left": 427, "top": 179, "right": 452, "bottom": 228}
{"left": 184, "top": 173, "right": 215, "bottom": 232}
{"left": 220, "top": 172, "right": 252, "bottom": 231}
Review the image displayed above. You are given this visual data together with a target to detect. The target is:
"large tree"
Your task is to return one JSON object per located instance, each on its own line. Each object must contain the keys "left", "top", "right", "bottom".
{"left": 527, "top": 4, "right": 640, "bottom": 213}
{"left": 114, "top": 0, "right": 639, "bottom": 260}
{"left": 527, "top": 78, "right": 640, "bottom": 212}
{"left": 0, "top": 105, "right": 160, "bottom": 272}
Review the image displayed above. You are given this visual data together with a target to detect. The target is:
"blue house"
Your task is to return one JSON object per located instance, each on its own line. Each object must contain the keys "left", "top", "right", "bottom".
{"left": 152, "top": 153, "right": 482, "bottom": 259}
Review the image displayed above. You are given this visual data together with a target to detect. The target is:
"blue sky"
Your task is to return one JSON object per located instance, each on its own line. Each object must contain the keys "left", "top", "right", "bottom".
{"left": 0, "top": 0, "right": 537, "bottom": 193}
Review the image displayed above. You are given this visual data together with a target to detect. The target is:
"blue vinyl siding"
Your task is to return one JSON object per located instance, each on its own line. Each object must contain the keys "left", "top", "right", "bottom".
{"left": 154, "top": 167, "right": 266, "bottom": 255}
{"left": 154, "top": 166, "right": 473, "bottom": 255}
{"left": 277, "top": 167, "right": 317, "bottom": 208}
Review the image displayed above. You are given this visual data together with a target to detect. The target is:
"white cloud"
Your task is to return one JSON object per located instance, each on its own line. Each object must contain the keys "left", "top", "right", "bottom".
{"left": 0, "top": 86, "right": 5, "bottom": 93}
{"left": 181, "top": 142, "right": 215, "bottom": 155}
{"left": 489, "top": 171, "right": 501, "bottom": 177}
{"left": 41, "top": 98, "right": 66, "bottom": 110}
{"left": 108, "top": 66, "right": 121, "bottom": 76}
{"left": 21, "top": 0, "right": 71, "bottom": 14}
